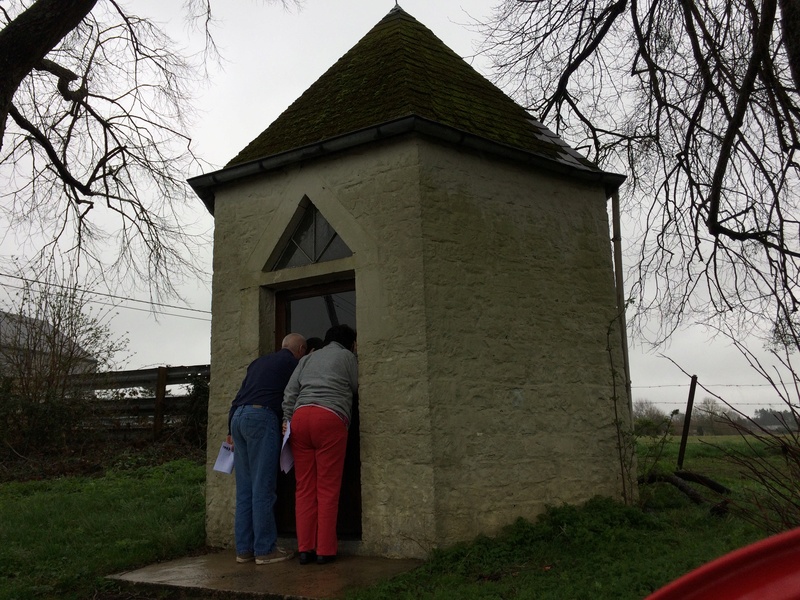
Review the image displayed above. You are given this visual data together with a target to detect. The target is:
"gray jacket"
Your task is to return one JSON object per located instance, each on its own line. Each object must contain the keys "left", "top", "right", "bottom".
{"left": 282, "top": 341, "right": 358, "bottom": 423}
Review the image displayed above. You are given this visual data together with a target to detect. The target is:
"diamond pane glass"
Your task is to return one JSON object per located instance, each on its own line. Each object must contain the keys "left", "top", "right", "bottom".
{"left": 319, "top": 234, "right": 352, "bottom": 262}
{"left": 272, "top": 204, "right": 352, "bottom": 270}
{"left": 275, "top": 243, "right": 306, "bottom": 269}
{"left": 294, "top": 211, "right": 316, "bottom": 259}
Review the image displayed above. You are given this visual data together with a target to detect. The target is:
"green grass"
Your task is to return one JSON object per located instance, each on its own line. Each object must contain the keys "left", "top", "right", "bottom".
{"left": 345, "top": 436, "right": 773, "bottom": 600}
{"left": 346, "top": 497, "right": 761, "bottom": 600}
{"left": 0, "top": 459, "right": 206, "bottom": 600}
{"left": 640, "top": 433, "right": 790, "bottom": 494}
{"left": 651, "top": 434, "right": 774, "bottom": 464}
{"left": 0, "top": 437, "right": 788, "bottom": 599}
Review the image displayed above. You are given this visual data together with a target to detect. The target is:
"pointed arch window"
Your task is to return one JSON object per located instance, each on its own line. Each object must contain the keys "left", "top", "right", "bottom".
{"left": 272, "top": 204, "right": 352, "bottom": 270}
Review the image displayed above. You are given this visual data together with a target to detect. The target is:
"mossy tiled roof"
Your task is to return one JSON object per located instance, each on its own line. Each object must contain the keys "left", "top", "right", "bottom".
{"left": 227, "top": 7, "right": 602, "bottom": 173}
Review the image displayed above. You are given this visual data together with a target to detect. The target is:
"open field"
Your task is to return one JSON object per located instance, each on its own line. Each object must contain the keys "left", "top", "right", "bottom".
{"left": 0, "top": 436, "right": 789, "bottom": 599}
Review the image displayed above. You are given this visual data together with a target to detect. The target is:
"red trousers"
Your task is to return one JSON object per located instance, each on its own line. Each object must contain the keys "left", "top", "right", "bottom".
{"left": 290, "top": 406, "right": 348, "bottom": 556}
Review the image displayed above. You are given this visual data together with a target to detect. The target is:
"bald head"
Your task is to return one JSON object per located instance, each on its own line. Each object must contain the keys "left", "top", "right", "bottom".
{"left": 282, "top": 333, "right": 307, "bottom": 359}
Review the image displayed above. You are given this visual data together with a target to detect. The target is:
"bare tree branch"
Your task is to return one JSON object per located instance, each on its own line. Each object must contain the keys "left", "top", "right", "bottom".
{"left": 0, "top": 1, "right": 209, "bottom": 297}
{"left": 478, "top": 0, "right": 800, "bottom": 346}
{"left": 0, "top": 1, "right": 299, "bottom": 299}
{"left": 0, "top": 0, "right": 98, "bottom": 148}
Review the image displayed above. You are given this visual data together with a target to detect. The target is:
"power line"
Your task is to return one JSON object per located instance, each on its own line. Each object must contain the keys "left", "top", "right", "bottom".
{"left": 87, "top": 299, "right": 211, "bottom": 322}
{"left": 0, "top": 280, "right": 211, "bottom": 322}
{"left": 648, "top": 401, "right": 790, "bottom": 407}
{"left": 0, "top": 272, "right": 210, "bottom": 315}
{"left": 633, "top": 383, "right": 778, "bottom": 389}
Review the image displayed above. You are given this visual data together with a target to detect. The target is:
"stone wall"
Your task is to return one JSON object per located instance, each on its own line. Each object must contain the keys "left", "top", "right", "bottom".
{"left": 204, "top": 139, "right": 439, "bottom": 556}
{"left": 204, "top": 135, "right": 630, "bottom": 558}
{"left": 417, "top": 143, "right": 628, "bottom": 545}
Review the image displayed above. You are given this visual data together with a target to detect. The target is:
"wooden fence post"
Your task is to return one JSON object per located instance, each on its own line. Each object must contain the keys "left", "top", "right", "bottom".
{"left": 153, "top": 366, "right": 168, "bottom": 441}
{"left": 677, "top": 374, "right": 698, "bottom": 470}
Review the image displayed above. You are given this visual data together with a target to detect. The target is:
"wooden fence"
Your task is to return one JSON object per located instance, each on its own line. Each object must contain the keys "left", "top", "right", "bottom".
{"left": 68, "top": 364, "right": 210, "bottom": 440}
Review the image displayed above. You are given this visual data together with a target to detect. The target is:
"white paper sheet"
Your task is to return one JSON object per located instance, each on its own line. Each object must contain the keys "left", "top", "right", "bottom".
{"left": 280, "top": 421, "right": 293, "bottom": 473}
{"left": 213, "top": 441, "right": 234, "bottom": 474}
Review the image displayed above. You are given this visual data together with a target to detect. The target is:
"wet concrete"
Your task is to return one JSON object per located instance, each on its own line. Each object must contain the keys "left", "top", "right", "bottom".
{"left": 110, "top": 550, "right": 424, "bottom": 599}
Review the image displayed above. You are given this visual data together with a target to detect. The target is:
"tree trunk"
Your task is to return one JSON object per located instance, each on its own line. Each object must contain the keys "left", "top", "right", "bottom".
{"left": 779, "top": 0, "right": 800, "bottom": 91}
{"left": 0, "top": 0, "right": 98, "bottom": 149}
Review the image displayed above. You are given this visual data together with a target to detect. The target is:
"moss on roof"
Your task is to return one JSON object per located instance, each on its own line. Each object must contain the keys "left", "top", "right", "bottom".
{"left": 227, "top": 7, "right": 600, "bottom": 172}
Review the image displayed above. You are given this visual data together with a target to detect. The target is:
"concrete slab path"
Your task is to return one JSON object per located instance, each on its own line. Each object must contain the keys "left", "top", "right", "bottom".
{"left": 110, "top": 550, "right": 424, "bottom": 599}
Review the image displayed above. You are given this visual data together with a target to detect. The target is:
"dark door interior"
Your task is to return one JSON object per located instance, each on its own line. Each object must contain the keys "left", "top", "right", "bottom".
{"left": 274, "top": 280, "right": 362, "bottom": 539}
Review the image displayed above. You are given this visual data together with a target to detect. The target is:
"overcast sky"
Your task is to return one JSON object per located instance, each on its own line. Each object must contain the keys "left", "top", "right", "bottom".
{"left": 3, "top": 1, "right": 792, "bottom": 417}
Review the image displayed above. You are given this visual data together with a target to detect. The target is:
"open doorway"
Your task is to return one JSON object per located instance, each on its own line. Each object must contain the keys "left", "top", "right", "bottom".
{"left": 273, "top": 280, "right": 362, "bottom": 539}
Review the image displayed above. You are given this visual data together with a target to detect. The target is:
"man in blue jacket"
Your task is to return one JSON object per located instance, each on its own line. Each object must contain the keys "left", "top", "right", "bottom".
{"left": 227, "top": 333, "right": 306, "bottom": 565}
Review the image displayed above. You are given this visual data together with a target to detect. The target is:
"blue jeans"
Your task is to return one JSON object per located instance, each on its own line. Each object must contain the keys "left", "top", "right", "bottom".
{"left": 231, "top": 405, "right": 281, "bottom": 556}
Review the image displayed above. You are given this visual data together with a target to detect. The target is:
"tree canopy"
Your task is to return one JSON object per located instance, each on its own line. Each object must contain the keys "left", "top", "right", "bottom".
{"left": 479, "top": 0, "right": 800, "bottom": 347}
{"left": 0, "top": 0, "right": 247, "bottom": 295}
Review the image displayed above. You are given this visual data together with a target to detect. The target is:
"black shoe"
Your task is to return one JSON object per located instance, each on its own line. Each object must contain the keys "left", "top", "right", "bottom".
{"left": 298, "top": 551, "right": 316, "bottom": 565}
{"left": 316, "top": 554, "right": 336, "bottom": 565}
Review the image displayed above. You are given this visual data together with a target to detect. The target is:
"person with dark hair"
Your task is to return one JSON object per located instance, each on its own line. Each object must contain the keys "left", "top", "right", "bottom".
{"left": 228, "top": 333, "right": 306, "bottom": 565}
{"left": 281, "top": 324, "right": 358, "bottom": 565}
{"left": 323, "top": 324, "right": 357, "bottom": 352}
{"left": 305, "top": 337, "right": 324, "bottom": 353}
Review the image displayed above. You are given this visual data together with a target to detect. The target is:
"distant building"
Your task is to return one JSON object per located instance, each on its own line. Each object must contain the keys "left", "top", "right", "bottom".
{"left": 191, "top": 7, "right": 631, "bottom": 558}
{"left": 0, "top": 310, "right": 98, "bottom": 377}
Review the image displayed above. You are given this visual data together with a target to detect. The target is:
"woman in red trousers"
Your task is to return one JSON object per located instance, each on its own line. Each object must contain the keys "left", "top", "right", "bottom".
{"left": 282, "top": 324, "right": 358, "bottom": 565}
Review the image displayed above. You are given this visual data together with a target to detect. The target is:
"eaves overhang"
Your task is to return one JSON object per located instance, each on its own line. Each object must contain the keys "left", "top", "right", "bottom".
{"left": 188, "top": 116, "right": 627, "bottom": 216}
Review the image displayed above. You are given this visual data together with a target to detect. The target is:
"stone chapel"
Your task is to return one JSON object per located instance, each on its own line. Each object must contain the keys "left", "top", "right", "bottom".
{"left": 189, "top": 6, "right": 631, "bottom": 559}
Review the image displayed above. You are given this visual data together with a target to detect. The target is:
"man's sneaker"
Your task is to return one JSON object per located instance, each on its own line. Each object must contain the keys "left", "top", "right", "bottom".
{"left": 256, "top": 547, "right": 295, "bottom": 565}
{"left": 236, "top": 552, "right": 254, "bottom": 563}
